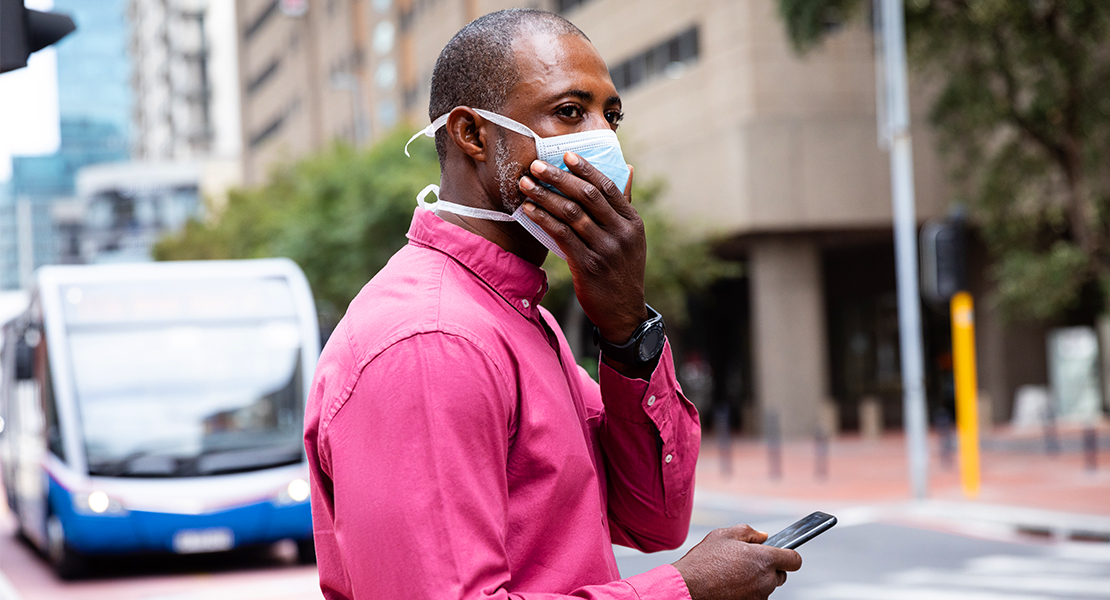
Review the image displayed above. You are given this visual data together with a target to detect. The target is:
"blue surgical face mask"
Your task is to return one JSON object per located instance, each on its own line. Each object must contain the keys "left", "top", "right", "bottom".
{"left": 405, "top": 108, "right": 632, "bottom": 260}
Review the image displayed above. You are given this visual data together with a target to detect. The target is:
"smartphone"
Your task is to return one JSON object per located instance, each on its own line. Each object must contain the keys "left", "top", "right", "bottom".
{"left": 763, "top": 511, "right": 837, "bottom": 550}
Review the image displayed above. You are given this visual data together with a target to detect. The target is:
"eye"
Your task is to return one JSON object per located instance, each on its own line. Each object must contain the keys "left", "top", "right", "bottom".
{"left": 556, "top": 104, "right": 583, "bottom": 120}
{"left": 606, "top": 110, "right": 625, "bottom": 126}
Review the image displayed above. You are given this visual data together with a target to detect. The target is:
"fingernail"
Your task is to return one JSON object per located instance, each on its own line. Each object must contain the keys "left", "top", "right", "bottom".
{"left": 520, "top": 176, "right": 534, "bottom": 190}
{"left": 531, "top": 160, "right": 546, "bottom": 173}
{"left": 523, "top": 202, "right": 536, "bottom": 213}
{"left": 564, "top": 152, "right": 579, "bottom": 166}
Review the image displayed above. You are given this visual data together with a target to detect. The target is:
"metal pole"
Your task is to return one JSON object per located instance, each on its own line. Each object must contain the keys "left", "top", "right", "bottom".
{"left": 878, "top": 0, "right": 930, "bottom": 499}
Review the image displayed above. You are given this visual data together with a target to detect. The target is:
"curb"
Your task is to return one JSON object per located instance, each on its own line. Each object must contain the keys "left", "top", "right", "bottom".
{"left": 692, "top": 488, "right": 1110, "bottom": 545}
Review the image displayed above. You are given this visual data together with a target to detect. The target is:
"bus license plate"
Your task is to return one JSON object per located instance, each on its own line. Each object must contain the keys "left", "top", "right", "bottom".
{"left": 172, "top": 527, "right": 234, "bottom": 554}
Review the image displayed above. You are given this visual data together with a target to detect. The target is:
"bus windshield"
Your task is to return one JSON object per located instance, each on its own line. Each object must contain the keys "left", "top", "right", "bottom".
{"left": 61, "top": 277, "right": 306, "bottom": 477}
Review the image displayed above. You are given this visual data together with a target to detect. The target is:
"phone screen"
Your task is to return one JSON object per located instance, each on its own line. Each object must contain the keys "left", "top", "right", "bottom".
{"left": 763, "top": 511, "right": 837, "bottom": 550}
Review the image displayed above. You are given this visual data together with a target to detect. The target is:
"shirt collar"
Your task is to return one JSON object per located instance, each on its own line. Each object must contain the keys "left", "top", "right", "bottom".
{"left": 406, "top": 207, "right": 549, "bottom": 317}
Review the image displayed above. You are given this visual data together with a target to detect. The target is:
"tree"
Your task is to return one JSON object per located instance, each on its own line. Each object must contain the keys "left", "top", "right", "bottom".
{"left": 157, "top": 128, "right": 738, "bottom": 333}
{"left": 155, "top": 128, "right": 439, "bottom": 322}
{"left": 778, "top": 0, "right": 1110, "bottom": 321}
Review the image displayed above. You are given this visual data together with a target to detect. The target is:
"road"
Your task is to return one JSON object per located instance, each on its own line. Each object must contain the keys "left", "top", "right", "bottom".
{"left": 3, "top": 495, "right": 1110, "bottom": 599}
{"left": 617, "top": 496, "right": 1110, "bottom": 600}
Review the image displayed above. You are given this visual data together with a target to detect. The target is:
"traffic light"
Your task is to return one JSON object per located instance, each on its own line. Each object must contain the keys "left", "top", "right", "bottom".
{"left": 0, "top": 0, "right": 75, "bottom": 74}
{"left": 920, "top": 216, "right": 967, "bottom": 303}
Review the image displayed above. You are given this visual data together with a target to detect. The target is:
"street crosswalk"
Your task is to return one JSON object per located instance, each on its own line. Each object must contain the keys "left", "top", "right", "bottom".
{"left": 796, "top": 543, "right": 1110, "bottom": 600}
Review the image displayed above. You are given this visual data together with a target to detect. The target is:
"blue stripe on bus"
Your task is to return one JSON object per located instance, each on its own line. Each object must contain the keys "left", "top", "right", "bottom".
{"left": 48, "top": 477, "right": 312, "bottom": 554}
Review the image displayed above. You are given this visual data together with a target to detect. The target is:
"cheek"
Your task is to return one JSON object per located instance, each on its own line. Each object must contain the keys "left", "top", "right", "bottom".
{"left": 507, "top": 136, "right": 538, "bottom": 168}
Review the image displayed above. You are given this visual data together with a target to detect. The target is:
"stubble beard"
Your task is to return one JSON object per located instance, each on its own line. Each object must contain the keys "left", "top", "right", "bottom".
{"left": 493, "top": 137, "right": 525, "bottom": 213}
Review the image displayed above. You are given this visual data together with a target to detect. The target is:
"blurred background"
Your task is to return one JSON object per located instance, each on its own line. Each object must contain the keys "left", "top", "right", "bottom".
{"left": 1, "top": 0, "right": 1110, "bottom": 599}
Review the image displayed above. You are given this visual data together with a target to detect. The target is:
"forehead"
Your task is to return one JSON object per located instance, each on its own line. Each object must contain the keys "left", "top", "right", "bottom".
{"left": 505, "top": 32, "right": 615, "bottom": 110}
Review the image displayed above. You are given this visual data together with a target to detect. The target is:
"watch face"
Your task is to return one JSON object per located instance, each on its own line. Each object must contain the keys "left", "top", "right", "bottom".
{"left": 638, "top": 325, "right": 665, "bottom": 362}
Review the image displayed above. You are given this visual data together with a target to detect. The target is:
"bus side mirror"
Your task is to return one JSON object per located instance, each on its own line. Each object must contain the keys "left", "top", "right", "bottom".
{"left": 15, "top": 329, "right": 39, "bottom": 380}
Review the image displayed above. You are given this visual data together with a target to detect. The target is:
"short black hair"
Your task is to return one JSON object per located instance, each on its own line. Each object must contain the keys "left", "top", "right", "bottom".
{"left": 428, "top": 9, "right": 588, "bottom": 166}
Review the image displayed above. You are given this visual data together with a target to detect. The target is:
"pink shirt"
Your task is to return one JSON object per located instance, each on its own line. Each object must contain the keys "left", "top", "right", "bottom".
{"left": 304, "top": 208, "right": 700, "bottom": 599}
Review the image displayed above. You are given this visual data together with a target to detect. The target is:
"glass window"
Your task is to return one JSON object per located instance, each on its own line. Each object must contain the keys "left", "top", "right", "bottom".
{"left": 63, "top": 277, "right": 306, "bottom": 477}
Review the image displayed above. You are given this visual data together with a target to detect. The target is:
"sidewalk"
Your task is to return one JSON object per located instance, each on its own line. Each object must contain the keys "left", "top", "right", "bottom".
{"left": 695, "top": 423, "right": 1110, "bottom": 541}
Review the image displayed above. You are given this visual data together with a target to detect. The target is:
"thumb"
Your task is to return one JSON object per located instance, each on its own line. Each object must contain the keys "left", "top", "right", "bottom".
{"left": 721, "top": 524, "right": 768, "bottom": 544}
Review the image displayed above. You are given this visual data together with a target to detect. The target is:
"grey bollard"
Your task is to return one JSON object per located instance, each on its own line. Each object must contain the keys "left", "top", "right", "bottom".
{"left": 1084, "top": 427, "right": 1098, "bottom": 472}
{"left": 814, "top": 429, "right": 829, "bottom": 481}
{"left": 715, "top": 405, "right": 732, "bottom": 476}
{"left": 765, "top": 412, "right": 782, "bottom": 480}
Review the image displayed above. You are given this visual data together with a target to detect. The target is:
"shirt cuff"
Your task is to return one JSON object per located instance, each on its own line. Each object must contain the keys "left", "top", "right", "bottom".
{"left": 625, "top": 564, "right": 693, "bottom": 600}
{"left": 599, "top": 338, "right": 677, "bottom": 424}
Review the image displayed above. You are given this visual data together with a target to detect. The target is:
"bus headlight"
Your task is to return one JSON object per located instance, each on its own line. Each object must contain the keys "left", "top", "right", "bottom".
{"left": 275, "top": 478, "right": 310, "bottom": 505}
{"left": 73, "top": 490, "right": 128, "bottom": 516}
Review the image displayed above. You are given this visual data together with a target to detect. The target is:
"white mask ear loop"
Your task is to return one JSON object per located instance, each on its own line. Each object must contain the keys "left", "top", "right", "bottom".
{"left": 416, "top": 184, "right": 442, "bottom": 210}
{"left": 404, "top": 113, "right": 450, "bottom": 157}
{"left": 416, "top": 183, "right": 515, "bottom": 222}
{"left": 405, "top": 109, "right": 542, "bottom": 157}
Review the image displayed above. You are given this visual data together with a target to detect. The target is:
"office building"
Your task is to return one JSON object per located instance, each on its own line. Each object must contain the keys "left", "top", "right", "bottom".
{"left": 0, "top": 0, "right": 132, "bottom": 289}
{"left": 235, "top": 0, "right": 383, "bottom": 184}
{"left": 61, "top": 162, "right": 203, "bottom": 264}
{"left": 130, "top": 0, "right": 242, "bottom": 163}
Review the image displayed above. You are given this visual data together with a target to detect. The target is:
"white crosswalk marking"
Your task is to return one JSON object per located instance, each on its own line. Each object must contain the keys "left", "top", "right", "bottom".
{"left": 798, "top": 544, "right": 1110, "bottom": 600}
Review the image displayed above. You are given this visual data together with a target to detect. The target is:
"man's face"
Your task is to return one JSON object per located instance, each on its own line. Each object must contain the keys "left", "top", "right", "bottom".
{"left": 489, "top": 32, "right": 624, "bottom": 211}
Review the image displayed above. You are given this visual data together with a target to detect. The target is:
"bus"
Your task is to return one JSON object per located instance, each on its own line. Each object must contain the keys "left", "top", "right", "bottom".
{"left": 0, "top": 259, "right": 319, "bottom": 578}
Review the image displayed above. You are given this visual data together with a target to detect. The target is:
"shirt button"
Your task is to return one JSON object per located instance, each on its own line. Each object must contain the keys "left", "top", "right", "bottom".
{"left": 646, "top": 395, "right": 656, "bottom": 406}
{"left": 522, "top": 299, "right": 530, "bottom": 308}
{"left": 665, "top": 454, "right": 673, "bottom": 464}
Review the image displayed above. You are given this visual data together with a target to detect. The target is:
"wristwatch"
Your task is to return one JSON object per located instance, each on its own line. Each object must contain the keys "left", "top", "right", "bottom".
{"left": 594, "top": 304, "right": 666, "bottom": 365}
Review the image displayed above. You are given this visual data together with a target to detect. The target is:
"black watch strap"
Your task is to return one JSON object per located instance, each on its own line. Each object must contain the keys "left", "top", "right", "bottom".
{"left": 594, "top": 304, "right": 666, "bottom": 365}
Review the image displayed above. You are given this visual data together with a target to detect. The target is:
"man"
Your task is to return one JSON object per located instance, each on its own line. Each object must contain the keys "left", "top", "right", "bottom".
{"left": 303, "top": 8, "right": 802, "bottom": 600}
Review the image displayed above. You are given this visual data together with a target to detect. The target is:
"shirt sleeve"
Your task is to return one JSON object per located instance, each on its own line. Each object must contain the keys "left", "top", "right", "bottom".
{"left": 596, "top": 339, "right": 701, "bottom": 552}
{"left": 316, "top": 332, "right": 692, "bottom": 600}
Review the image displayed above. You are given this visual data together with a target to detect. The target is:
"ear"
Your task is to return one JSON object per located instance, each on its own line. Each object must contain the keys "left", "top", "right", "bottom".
{"left": 444, "top": 107, "right": 490, "bottom": 163}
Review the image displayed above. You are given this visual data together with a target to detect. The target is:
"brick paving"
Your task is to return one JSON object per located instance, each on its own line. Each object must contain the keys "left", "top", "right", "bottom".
{"left": 695, "top": 423, "right": 1110, "bottom": 517}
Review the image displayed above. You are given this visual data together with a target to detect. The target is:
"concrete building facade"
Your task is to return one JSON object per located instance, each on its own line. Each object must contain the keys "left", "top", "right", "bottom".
{"left": 234, "top": 0, "right": 1048, "bottom": 436}
{"left": 130, "top": 0, "right": 242, "bottom": 163}
{"left": 235, "top": 0, "right": 382, "bottom": 184}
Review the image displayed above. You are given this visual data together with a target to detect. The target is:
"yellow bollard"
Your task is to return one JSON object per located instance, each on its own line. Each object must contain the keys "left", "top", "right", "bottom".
{"left": 951, "top": 291, "right": 981, "bottom": 498}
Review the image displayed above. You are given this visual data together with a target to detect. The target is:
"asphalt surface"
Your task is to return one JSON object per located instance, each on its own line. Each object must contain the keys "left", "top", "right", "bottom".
{"left": 618, "top": 494, "right": 1110, "bottom": 599}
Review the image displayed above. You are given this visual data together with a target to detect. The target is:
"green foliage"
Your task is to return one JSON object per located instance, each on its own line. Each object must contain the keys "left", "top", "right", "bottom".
{"left": 777, "top": 0, "right": 864, "bottom": 52}
{"left": 994, "top": 242, "right": 1088, "bottom": 321}
{"left": 540, "top": 177, "right": 742, "bottom": 328}
{"left": 155, "top": 128, "right": 440, "bottom": 321}
{"left": 777, "top": 0, "right": 1110, "bottom": 322}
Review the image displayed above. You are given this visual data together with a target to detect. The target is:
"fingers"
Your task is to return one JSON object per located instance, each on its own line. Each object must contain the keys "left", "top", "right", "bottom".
{"left": 624, "top": 164, "right": 634, "bottom": 199}
{"left": 771, "top": 548, "right": 803, "bottom": 573}
{"left": 519, "top": 176, "right": 606, "bottom": 249}
{"left": 720, "top": 524, "right": 768, "bottom": 544}
{"left": 519, "top": 200, "right": 588, "bottom": 259}
{"left": 714, "top": 524, "right": 802, "bottom": 574}
{"left": 526, "top": 158, "right": 625, "bottom": 227}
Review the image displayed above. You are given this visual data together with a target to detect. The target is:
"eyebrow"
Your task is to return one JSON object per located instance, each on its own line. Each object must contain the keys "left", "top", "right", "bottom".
{"left": 546, "top": 89, "right": 622, "bottom": 107}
